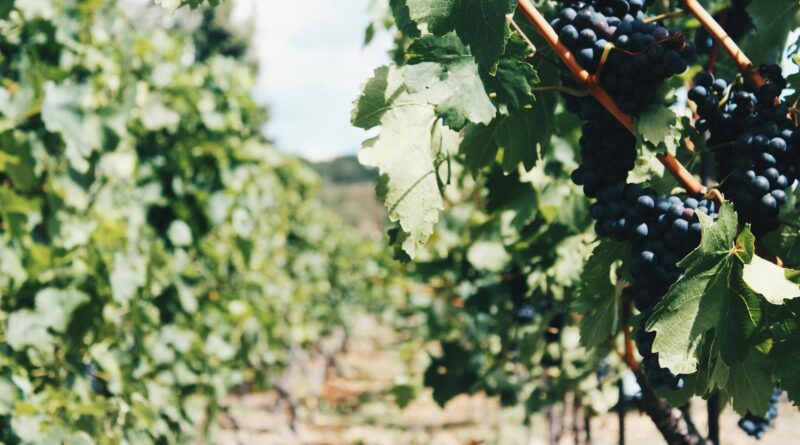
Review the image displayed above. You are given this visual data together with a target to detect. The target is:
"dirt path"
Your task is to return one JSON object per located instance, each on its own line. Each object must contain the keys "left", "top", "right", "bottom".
{"left": 214, "top": 317, "right": 800, "bottom": 445}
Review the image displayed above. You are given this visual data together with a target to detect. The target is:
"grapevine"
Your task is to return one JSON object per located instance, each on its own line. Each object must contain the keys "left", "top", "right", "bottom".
{"left": 367, "top": 0, "right": 800, "bottom": 441}
{"left": 689, "top": 68, "right": 798, "bottom": 235}
{"left": 539, "top": 0, "right": 715, "bottom": 391}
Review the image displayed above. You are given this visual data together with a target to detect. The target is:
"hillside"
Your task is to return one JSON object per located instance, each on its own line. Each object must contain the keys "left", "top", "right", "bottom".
{"left": 311, "top": 156, "right": 386, "bottom": 235}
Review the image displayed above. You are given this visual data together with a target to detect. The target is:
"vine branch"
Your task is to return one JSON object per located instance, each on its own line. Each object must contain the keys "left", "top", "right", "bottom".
{"left": 680, "top": 0, "right": 765, "bottom": 88}
{"left": 515, "top": 0, "right": 707, "bottom": 195}
{"left": 635, "top": 371, "right": 711, "bottom": 445}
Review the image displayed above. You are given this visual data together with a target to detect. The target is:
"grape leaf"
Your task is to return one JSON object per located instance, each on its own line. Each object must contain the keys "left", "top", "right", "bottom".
{"left": 743, "top": 255, "right": 800, "bottom": 304}
{"left": 460, "top": 121, "right": 500, "bottom": 177}
{"left": 460, "top": 107, "right": 547, "bottom": 177}
{"left": 771, "top": 331, "right": 800, "bottom": 404}
{"left": 391, "top": 0, "right": 422, "bottom": 38}
{"left": 353, "top": 66, "right": 449, "bottom": 258}
{"left": 496, "top": 107, "right": 546, "bottom": 173}
{"left": 401, "top": 0, "right": 515, "bottom": 71}
{"left": 740, "top": 0, "right": 800, "bottom": 66}
{"left": 725, "top": 351, "right": 774, "bottom": 416}
{"left": 647, "top": 205, "right": 761, "bottom": 374}
{"left": 573, "top": 240, "right": 627, "bottom": 348}
{"left": 404, "top": 48, "right": 496, "bottom": 129}
{"left": 636, "top": 105, "right": 681, "bottom": 155}
{"left": 480, "top": 33, "right": 538, "bottom": 114}
{"left": 391, "top": 380, "right": 418, "bottom": 409}
{"left": 406, "top": 0, "right": 457, "bottom": 35}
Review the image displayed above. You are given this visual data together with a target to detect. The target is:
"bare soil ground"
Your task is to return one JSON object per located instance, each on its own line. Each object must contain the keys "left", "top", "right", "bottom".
{"left": 213, "top": 317, "right": 800, "bottom": 445}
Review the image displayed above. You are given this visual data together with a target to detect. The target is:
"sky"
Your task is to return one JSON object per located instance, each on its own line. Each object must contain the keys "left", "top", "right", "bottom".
{"left": 232, "top": 0, "right": 393, "bottom": 161}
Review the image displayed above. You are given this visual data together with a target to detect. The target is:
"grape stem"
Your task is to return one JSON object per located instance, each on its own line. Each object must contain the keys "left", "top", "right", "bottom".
{"left": 514, "top": 0, "right": 707, "bottom": 196}
{"left": 680, "top": 0, "right": 765, "bottom": 89}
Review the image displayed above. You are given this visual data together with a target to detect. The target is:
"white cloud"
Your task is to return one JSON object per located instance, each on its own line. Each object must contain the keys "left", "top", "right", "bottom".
{"left": 238, "top": 0, "right": 392, "bottom": 161}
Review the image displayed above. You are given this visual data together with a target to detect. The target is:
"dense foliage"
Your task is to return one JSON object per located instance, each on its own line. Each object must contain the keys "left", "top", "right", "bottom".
{"left": 357, "top": 0, "right": 800, "bottom": 441}
{"left": 0, "top": 1, "right": 403, "bottom": 443}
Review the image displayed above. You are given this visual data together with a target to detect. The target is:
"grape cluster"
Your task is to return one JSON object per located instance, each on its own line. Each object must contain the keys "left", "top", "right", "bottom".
{"left": 552, "top": 1, "right": 695, "bottom": 114}
{"left": 738, "top": 388, "right": 782, "bottom": 439}
{"left": 553, "top": 0, "right": 708, "bottom": 390}
{"left": 629, "top": 194, "right": 718, "bottom": 389}
{"left": 569, "top": 98, "right": 637, "bottom": 197}
{"left": 558, "top": 0, "right": 654, "bottom": 18}
{"left": 689, "top": 69, "right": 799, "bottom": 235}
{"left": 695, "top": 0, "right": 755, "bottom": 54}
{"left": 589, "top": 183, "right": 717, "bottom": 388}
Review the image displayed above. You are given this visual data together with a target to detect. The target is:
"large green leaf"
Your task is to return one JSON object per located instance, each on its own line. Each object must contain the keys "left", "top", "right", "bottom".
{"left": 404, "top": 48, "right": 496, "bottom": 129}
{"left": 402, "top": 0, "right": 515, "bottom": 70}
{"left": 647, "top": 206, "right": 762, "bottom": 374}
{"left": 354, "top": 66, "right": 454, "bottom": 257}
{"left": 573, "top": 241, "right": 627, "bottom": 348}
{"left": 740, "top": 0, "right": 800, "bottom": 65}
{"left": 725, "top": 351, "right": 774, "bottom": 416}
{"left": 406, "top": 0, "right": 457, "bottom": 35}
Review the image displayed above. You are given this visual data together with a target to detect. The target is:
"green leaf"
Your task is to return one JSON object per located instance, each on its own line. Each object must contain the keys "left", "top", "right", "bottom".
{"left": 743, "top": 255, "right": 800, "bottom": 304}
{"left": 353, "top": 66, "right": 419, "bottom": 130}
{"left": 404, "top": 0, "right": 515, "bottom": 71}
{"left": 496, "top": 107, "right": 545, "bottom": 173}
{"left": 451, "top": 0, "right": 515, "bottom": 72}
{"left": 716, "top": 262, "right": 765, "bottom": 366}
{"left": 460, "top": 122, "right": 499, "bottom": 177}
{"left": 647, "top": 206, "right": 760, "bottom": 373}
{"left": 407, "top": 32, "right": 470, "bottom": 63}
{"left": 741, "top": 0, "right": 800, "bottom": 66}
{"left": 405, "top": 0, "right": 457, "bottom": 35}
{"left": 460, "top": 105, "right": 550, "bottom": 177}
{"left": 404, "top": 44, "right": 496, "bottom": 129}
{"left": 636, "top": 105, "right": 680, "bottom": 155}
{"left": 573, "top": 240, "right": 627, "bottom": 348}
{"left": 771, "top": 334, "right": 800, "bottom": 403}
{"left": 726, "top": 351, "right": 773, "bottom": 416}
{"left": 391, "top": 376, "right": 418, "bottom": 409}
{"left": 391, "top": 0, "right": 422, "bottom": 38}
{"left": 354, "top": 66, "right": 448, "bottom": 257}
{"left": 480, "top": 33, "right": 538, "bottom": 113}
